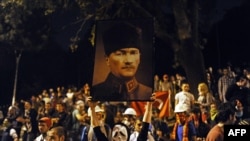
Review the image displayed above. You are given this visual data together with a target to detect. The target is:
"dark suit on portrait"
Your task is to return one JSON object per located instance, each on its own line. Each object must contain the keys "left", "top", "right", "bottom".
{"left": 92, "top": 73, "right": 152, "bottom": 101}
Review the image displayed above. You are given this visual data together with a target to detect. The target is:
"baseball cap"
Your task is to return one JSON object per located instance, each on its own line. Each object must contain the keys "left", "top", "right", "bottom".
{"left": 123, "top": 108, "right": 137, "bottom": 116}
{"left": 87, "top": 105, "right": 104, "bottom": 116}
{"left": 174, "top": 104, "right": 187, "bottom": 113}
{"left": 39, "top": 117, "right": 52, "bottom": 128}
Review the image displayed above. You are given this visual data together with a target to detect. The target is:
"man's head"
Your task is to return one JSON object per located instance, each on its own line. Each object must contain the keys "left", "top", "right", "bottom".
{"left": 24, "top": 100, "right": 32, "bottom": 110}
{"left": 102, "top": 22, "right": 142, "bottom": 79}
{"left": 2, "top": 118, "right": 10, "bottom": 127}
{"left": 45, "top": 102, "right": 52, "bottom": 110}
{"left": 7, "top": 106, "right": 17, "bottom": 116}
{"left": 163, "top": 74, "right": 169, "bottom": 81}
{"left": 46, "top": 126, "right": 65, "bottom": 141}
{"left": 38, "top": 117, "right": 52, "bottom": 134}
{"left": 134, "top": 119, "right": 143, "bottom": 132}
{"left": 87, "top": 105, "right": 104, "bottom": 120}
{"left": 235, "top": 75, "right": 247, "bottom": 87}
{"left": 190, "top": 107, "right": 201, "bottom": 120}
{"left": 76, "top": 100, "right": 85, "bottom": 111}
{"left": 181, "top": 82, "right": 190, "bottom": 92}
{"left": 122, "top": 107, "right": 137, "bottom": 127}
{"left": 216, "top": 102, "right": 236, "bottom": 125}
{"left": 55, "top": 102, "right": 66, "bottom": 113}
{"left": 222, "top": 68, "right": 229, "bottom": 76}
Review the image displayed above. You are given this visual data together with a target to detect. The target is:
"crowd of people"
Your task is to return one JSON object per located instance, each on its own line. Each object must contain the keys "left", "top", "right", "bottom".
{"left": 0, "top": 65, "right": 250, "bottom": 141}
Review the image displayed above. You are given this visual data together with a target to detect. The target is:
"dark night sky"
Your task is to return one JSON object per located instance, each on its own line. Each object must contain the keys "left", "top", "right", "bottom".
{"left": 1, "top": 0, "right": 250, "bottom": 107}
{"left": 204, "top": 1, "right": 250, "bottom": 69}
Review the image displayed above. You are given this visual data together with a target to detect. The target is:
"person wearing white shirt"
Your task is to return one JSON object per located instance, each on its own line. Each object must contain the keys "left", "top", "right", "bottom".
{"left": 175, "top": 82, "right": 195, "bottom": 113}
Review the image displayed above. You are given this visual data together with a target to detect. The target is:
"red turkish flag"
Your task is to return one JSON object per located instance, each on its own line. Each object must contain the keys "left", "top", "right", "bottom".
{"left": 130, "top": 101, "right": 146, "bottom": 117}
{"left": 154, "top": 91, "right": 170, "bottom": 118}
{"left": 130, "top": 91, "right": 170, "bottom": 117}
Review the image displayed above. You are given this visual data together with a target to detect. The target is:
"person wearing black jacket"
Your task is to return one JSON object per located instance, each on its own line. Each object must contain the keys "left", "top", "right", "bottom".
{"left": 225, "top": 75, "right": 250, "bottom": 119}
{"left": 1, "top": 118, "right": 18, "bottom": 141}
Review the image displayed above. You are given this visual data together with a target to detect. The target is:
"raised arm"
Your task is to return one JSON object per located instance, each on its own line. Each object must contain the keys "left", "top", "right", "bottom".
{"left": 143, "top": 101, "right": 153, "bottom": 123}
{"left": 87, "top": 96, "right": 109, "bottom": 141}
{"left": 87, "top": 98, "right": 99, "bottom": 127}
{"left": 137, "top": 93, "right": 155, "bottom": 141}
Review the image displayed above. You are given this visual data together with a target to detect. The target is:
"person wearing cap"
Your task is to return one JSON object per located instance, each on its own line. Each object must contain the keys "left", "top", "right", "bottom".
{"left": 121, "top": 107, "right": 137, "bottom": 133}
{"left": 67, "top": 100, "right": 88, "bottom": 141}
{"left": 91, "top": 21, "right": 152, "bottom": 101}
{"left": 170, "top": 104, "right": 197, "bottom": 141}
{"left": 34, "top": 117, "right": 52, "bottom": 141}
{"left": 83, "top": 105, "right": 111, "bottom": 141}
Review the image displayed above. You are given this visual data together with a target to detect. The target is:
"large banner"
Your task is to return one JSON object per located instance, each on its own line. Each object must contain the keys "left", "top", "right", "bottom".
{"left": 91, "top": 19, "right": 154, "bottom": 101}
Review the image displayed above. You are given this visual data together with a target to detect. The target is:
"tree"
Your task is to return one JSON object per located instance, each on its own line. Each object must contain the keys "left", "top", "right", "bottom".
{"left": 68, "top": 0, "right": 218, "bottom": 97}
{"left": 0, "top": 0, "right": 223, "bottom": 102}
{"left": 0, "top": 0, "right": 51, "bottom": 105}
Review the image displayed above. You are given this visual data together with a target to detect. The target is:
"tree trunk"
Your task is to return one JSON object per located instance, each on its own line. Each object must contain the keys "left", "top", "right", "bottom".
{"left": 175, "top": 40, "right": 206, "bottom": 97}
{"left": 12, "top": 50, "right": 22, "bottom": 106}
{"left": 172, "top": 0, "right": 206, "bottom": 97}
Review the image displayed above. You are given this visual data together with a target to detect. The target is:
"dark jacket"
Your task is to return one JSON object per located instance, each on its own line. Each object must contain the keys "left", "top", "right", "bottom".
{"left": 92, "top": 73, "right": 152, "bottom": 101}
{"left": 225, "top": 84, "right": 250, "bottom": 118}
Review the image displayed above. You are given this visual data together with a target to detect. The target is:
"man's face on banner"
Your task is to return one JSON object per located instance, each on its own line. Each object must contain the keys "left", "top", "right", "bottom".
{"left": 106, "top": 47, "right": 140, "bottom": 79}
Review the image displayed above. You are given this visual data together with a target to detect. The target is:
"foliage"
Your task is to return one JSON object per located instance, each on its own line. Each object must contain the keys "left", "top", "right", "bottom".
{"left": 0, "top": 0, "right": 64, "bottom": 52}
{"left": 0, "top": 0, "right": 225, "bottom": 97}
{"left": 0, "top": 0, "right": 224, "bottom": 57}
